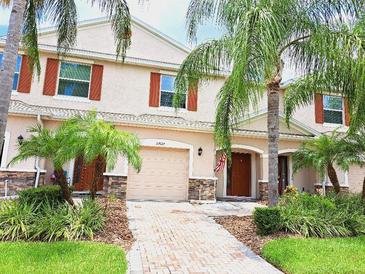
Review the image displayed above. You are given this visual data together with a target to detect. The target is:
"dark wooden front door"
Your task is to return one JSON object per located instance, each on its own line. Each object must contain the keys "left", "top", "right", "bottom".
{"left": 227, "top": 153, "right": 251, "bottom": 196}
{"left": 73, "top": 156, "right": 106, "bottom": 191}
{"left": 278, "top": 156, "right": 289, "bottom": 195}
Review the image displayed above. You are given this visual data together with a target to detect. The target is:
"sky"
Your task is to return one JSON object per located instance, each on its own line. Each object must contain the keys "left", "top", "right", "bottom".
{"left": 0, "top": 0, "right": 222, "bottom": 45}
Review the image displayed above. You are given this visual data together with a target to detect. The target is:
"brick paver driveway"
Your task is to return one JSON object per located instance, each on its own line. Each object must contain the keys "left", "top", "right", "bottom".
{"left": 127, "top": 201, "right": 282, "bottom": 274}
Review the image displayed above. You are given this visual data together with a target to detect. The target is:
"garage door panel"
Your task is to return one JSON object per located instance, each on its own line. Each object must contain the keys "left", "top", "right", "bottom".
{"left": 127, "top": 147, "right": 189, "bottom": 201}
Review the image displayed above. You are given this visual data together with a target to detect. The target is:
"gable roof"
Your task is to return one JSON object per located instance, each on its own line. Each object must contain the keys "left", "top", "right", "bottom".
{"left": 237, "top": 109, "right": 319, "bottom": 137}
{"left": 38, "top": 16, "right": 191, "bottom": 54}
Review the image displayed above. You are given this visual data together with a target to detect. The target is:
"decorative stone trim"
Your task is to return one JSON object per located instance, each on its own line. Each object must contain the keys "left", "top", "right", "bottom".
{"left": 314, "top": 185, "right": 349, "bottom": 194}
{"left": 0, "top": 171, "right": 45, "bottom": 196}
{"left": 188, "top": 178, "right": 217, "bottom": 201}
{"left": 103, "top": 175, "right": 127, "bottom": 199}
{"left": 259, "top": 181, "right": 268, "bottom": 201}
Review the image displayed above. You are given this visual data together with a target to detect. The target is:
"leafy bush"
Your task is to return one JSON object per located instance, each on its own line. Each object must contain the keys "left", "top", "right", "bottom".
{"left": 278, "top": 192, "right": 365, "bottom": 238}
{"left": 0, "top": 199, "right": 105, "bottom": 241}
{"left": 253, "top": 207, "right": 282, "bottom": 235}
{"left": 0, "top": 201, "right": 37, "bottom": 241}
{"left": 19, "top": 186, "right": 65, "bottom": 207}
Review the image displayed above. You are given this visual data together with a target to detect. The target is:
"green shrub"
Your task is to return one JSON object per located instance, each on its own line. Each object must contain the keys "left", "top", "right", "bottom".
{"left": 253, "top": 207, "right": 282, "bottom": 235}
{"left": 278, "top": 192, "right": 365, "bottom": 238}
{"left": 19, "top": 186, "right": 64, "bottom": 207}
{"left": 0, "top": 201, "right": 37, "bottom": 241}
{"left": 0, "top": 199, "right": 105, "bottom": 241}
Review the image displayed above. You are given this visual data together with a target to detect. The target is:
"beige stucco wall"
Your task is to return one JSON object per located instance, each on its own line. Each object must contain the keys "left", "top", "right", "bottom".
{"left": 3, "top": 116, "right": 39, "bottom": 171}
{"left": 2, "top": 118, "right": 216, "bottom": 182}
{"left": 39, "top": 21, "right": 188, "bottom": 65}
{"left": 10, "top": 51, "right": 224, "bottom": 124}
{"left": 348, "top": 166, "right": 365, "bottom": 193}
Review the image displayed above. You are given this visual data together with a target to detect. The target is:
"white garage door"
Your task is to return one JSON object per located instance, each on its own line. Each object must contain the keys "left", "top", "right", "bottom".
{"left": 127, "top": 147, "right": 189, "bottom": 201}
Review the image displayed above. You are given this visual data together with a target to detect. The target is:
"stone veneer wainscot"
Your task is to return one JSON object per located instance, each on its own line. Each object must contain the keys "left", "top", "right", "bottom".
{"left": 188, "top": 178, "right": 217, "bottom": 201}
{"left": 0, "top": 171, "right": 45, "bottom": 196}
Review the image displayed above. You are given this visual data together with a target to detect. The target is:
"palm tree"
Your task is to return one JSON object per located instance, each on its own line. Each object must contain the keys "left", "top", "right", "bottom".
{"left": 292, "top": 132, "right": 351, "bottom": 194}
{"left": 63, "top": 112, "right": 142, "bottom": 199}
{"left": 174, "top": 0, "right": 364, "bottom": 205}
{"left": 0, "top": 0, "right": 133, "bottom": 157}
{"left": 9, "top": 124, "right": 77, "bottom": 205}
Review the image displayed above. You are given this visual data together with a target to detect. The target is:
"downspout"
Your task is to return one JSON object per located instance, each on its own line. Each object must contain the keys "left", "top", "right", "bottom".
{"left": 34, "top": 114, "right": 43, "bottom": 188}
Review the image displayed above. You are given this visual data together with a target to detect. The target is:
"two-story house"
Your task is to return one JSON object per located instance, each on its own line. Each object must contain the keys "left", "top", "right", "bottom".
{"left": 0, "top": 17, "right": 363, "bottom": 201}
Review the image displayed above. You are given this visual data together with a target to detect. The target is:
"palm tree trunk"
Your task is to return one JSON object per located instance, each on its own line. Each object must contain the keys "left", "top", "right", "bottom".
{"left": 362, "top": 176, "right": 365, "bottom": 202}
{"left": 0, "top": 0, "right": 26, "bottom": 148}
{"left": 267, "top": 62, "right": 283, "bottom": 206}
{"left": 327, "top": 163, "right": 340, "bottom": 193}
{"left": 54, "top": 168, "right": 74, "bottom": 205}
{"left": 90, "top": 158, "right": 104, "bottom": 200}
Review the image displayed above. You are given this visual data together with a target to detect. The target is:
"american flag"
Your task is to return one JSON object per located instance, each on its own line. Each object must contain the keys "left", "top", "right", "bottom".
{"left": 214, "top": 153, "right": 227, "bottom": 173}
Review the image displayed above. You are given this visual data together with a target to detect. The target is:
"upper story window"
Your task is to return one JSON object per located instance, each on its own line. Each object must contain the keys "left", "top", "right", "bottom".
{"left": 160, "top": 75, "right": 186, "bottom": 109}
{"left": 0, "top": 53, "right": 22, "bottom": 91}
{"left": 323, "top": 95, "right": 343, "bottom": 124}
{"left": 57, "top": 62, "right": 91, "bottom": 98}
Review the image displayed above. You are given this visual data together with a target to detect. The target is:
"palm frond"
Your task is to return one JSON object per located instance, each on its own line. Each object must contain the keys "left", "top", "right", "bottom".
{"left": 43, "top": 0, "right": 78, "bottom": 53}
{"left": 91, "top": 0, "right": 131, "bottom": 60}
{"left": 22, "top": 0, "right": 41, "bottom": 77}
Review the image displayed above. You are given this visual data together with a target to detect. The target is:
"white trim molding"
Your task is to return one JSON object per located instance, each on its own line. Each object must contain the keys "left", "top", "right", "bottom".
{"left": 231, "top": 144, "right": 264, "bottom": 154}
{"left": 140, "top": 139, "right": 194, "bottom": 178}
{"left": 1, "top": 132, "right": 10, "bottom": 168}
{"left": 278, "top": 148, "right": 298, "bottom": 155}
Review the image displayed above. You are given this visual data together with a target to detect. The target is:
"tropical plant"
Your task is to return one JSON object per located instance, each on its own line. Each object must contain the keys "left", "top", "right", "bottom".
{"left": 278, "top": 192, "right": 365, "bottom": 237}
{"left": 174, "top": 0, "right": 364, "bottom": 205}
{"left": 0, "top": 199, "right": 105, "bottom": 241}
{"left": 9, "top": 124, "right": 78, "bottom": 205}
{"left": 0, "top": 0, "right": 135, "bottom": 157}
{"left": 63, "top": 112, "right": 142, "bottom": 199}
{"left": 292, "top": 132, "right": 350, "bottom": 193}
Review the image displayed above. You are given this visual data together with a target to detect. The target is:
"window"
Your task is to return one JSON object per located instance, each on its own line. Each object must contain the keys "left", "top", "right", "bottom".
{"left": 57, "top": 62, "right": 91, "bottom": 98}
{"left": 160, "top": 75, "right": 186, "bottom": 108}
{"left": 0, "top": 53, "right": 22, "bottom": 91}
{"left": 323, "top": 95, "right": 343, "bottom": 124}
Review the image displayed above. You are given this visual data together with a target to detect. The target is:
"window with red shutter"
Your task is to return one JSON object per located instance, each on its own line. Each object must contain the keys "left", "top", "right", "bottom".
{"left": 187, "top": 85, "right": 198, "bottom": 112}
{"left": 43, "top": 58, "right": 59, "bottom": 96}
{"left": 314, "top": 94, "right": 324, "bottom": 124}
{"left": 17, "top": 55, "right": 32, "bottom": 93}
{"left": 89, "top": 64, "right": 104, "bottom": 101}
{"left": 149, "top": 72, "right": 161, "bottom": 107}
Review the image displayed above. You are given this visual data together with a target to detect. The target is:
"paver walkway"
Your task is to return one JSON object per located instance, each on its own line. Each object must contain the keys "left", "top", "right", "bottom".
{"left": 127, "top": 201, "right": 282, "bottom": 274}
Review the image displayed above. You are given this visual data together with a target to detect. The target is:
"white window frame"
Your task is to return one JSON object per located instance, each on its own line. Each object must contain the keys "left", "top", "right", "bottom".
{"left": 56, "top": 61, "right": 92, "bottom": 99}
{"left": 159, "top": 74, "right": 187, "bottom": 109}
{"left": 0, "top": 52, "right": 22, "bottom": 92}
{"left": 323, "top": 95, "right": 344, "bottom": 125}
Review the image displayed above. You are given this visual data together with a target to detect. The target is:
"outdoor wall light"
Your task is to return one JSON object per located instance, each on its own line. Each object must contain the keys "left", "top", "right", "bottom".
{"left": 198, "top": 147, "right": 203, "bottom": 156}
{"left": 17, "top": 135, "right": 24, "bottom": 145}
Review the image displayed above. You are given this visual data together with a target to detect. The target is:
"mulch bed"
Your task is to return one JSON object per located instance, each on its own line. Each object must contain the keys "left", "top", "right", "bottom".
{"left": 214, "top": 215, "right": 285, "bottom": 255}
{"left": 94, "top": 198, "right": 134, "bottom": 251}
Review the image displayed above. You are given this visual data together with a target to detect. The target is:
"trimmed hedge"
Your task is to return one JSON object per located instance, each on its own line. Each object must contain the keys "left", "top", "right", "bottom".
{"left": 19, "top": 186, "right": 64, "bottom": 207}
{"left": 253, "top": 207, "right": 282, "bottom": 235}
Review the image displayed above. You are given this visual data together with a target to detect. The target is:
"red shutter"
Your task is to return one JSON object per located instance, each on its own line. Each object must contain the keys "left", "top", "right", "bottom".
{"left": 315, "top": 94, "right": 324, "bottom": 124}
{"left": 149, "top": 72, "right": 160, "bottom": 107}
{"left": 43, "top": 58, "right": 59, "bottom": 96}
{"left": 17, "top": 55, "right": 32, "bottom": 93}
{"left": 187, "top": 84, "right": 198, "bottom": 111}
{"left": 89, "top": 64, "right": 104, "bottom": 101}
{"left": 344, "top": 98, "right": 350, "bottom": 126}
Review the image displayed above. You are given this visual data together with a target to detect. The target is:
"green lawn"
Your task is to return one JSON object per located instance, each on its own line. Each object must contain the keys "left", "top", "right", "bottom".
{"left": 0, "top": 241, "right": 127, "bottom": 274}
{"left": 262, "top": 237, "right": 365, "bottom": 274}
